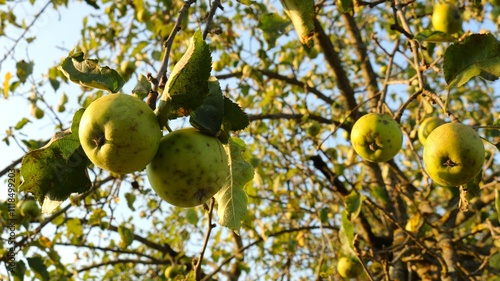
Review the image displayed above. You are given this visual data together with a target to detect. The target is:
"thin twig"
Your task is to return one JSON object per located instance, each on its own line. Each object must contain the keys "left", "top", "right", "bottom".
{"left": 146, "top": 0, "right": 197, "bottom": 110}
{"left": 0, "top": 1, "right": 52, "bottom": 67}
{"left": 202, "top": 0, "right": 223, "bottom": 40}
{"left": 194, "top": 197, "right": 216, "bottom": 280}
{"left": 363, "top": 196, "right": 450, "bottom": 276}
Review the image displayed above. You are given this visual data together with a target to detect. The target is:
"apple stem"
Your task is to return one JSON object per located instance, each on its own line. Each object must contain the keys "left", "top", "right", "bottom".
{"left": 93, "top": 133, "right": 105, "bottom": 148}
{"left": 369, "top": 142, "right": 380, "bottom": 152}
{"left": 443, "top": 158, "right": 458, "bottom": 168}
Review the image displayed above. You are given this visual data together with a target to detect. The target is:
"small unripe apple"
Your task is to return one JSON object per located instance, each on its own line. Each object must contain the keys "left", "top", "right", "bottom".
{"left": 423, "top": 123, "right": 484, "bottom": 187}
{"left": 418, "top": 117, "right": 446, "bottom": 145}
{"left": 19, "top": 199, "right": 41, "bottom": 219}
{"left": 30, "top": 104, "right": 44, "bottom": 119}
{"left": 350, "top": 113, "right": 403, "bottom": 162}
{"left": 146, "top": 128, "right": 229, "bottom": 208}
{"left": 337, "top": 256, "right": 363, "bottom": 278}
{"left": 79, "top": 94, "right": 161, "bottom": 174}
{"left": 432, "top": 3, "right": 462, "bottom": 34}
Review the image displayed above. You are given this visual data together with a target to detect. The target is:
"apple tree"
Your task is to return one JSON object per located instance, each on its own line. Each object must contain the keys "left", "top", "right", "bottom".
{"left": 1, "top": 0, "right": 500, "bottom": 280}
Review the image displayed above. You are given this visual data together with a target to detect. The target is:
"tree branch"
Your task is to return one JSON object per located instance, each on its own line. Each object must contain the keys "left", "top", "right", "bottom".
{"left": 341, "top": 12, "right": 380, "bottom": 109}
{"left": 258, "top": 69, "right": 334, "bottom": 105}
{"left": 146, "top": 0, "right": 197, "bottom": 110}
{"left": 313, "top": 17, "right": 358, "bottom": 114}
{"left": 248, "top": 113, "right": 338, "bottom": 126}
{"left": 194, "top": 198, "right": 216, "bottom": 280}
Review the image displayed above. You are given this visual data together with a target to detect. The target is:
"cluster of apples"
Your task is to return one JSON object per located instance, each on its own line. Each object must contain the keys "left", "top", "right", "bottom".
{"left": 350, "top": 113, "right": 485, "bottom": 187}
{"left": 78, "top": 94, "right": 228, "bottom": 208}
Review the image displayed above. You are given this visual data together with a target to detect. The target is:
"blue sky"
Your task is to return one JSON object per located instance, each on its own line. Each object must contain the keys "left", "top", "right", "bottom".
{"left": 0, "top": 2, "right": 97, "bottom": 177}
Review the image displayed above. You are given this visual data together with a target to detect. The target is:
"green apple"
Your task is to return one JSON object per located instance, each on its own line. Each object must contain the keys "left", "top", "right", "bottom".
{"left": 146, "top": 128, "right": 229, "bottom": 208}
{"left": 118, "top": 61, "right": 137, "bottom": 81}
{"left": 30, "top": 104, "right": 44, "bottom": 119}
{"left": 79, "top": 94, "right": 161, "bottom": 174}
{"left": 432, "top": 3, "right": 462, "bottom": 34}
{"left": 337, "top": 256, "right": 363, "bottom": 278}
{"left": 350, "top": 113, "right": 403, "bottom": 162}
{"left": 19, "top": 199, "right": 41, "bottom": 218}
{"left": 164, "top": 264, "right": 185, "bottom": 279}
{"left": 418, "top": 117, "right": 446, "bottom": 145}
{"left": 423, "top": 123, "right": 484, "bottom": 187}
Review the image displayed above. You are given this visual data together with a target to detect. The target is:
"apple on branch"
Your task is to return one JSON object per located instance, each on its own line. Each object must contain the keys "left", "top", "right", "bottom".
{"left": 350, "top": 113, "right": 403, "bottom": 163}
{"left": 337, "top": 256, "right": 363, "bottom": 278}
{"left": 418, "top": 117, "right": 446, "bottom": 145}
{"left": 432, "top": 3, "right": 462, "bottom": 34}
{"left": 78, "top": 94, "right": 161, "bottom": 174}
{"left": 146, "top": 128, "right": 229, "bottom": 208}
{"left": 423, "top": 123, "right": 484, "bottom": 187}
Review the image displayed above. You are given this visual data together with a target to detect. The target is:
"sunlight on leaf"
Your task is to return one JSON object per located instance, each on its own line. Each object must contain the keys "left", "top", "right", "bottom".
{"left": 214, "top": 138, "right": 253, "bottom": 233}
{"left": 59, "top": 50, "right": 125, "bottom": 93}
{"left": 280, "top": 0, "right": 315, "bottom": 47}
{"left": 339, "top": 209, "right": 356, "bottom": 257}
{"left": 19, "top": 111, "right": 91, "bottom": 212}
{"left": 156, "top": 29, "right": 212, "bottom": 125}
{"left": 444, "top": 33, "right": 500, "bottom": 87}
{"left": 344, "top": 192, "right": 363, "bottom": 221}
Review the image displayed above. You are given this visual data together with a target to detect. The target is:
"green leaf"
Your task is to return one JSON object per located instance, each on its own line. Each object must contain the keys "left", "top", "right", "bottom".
{"left": 27, "top": 256, "right": 49, "bottom": 281}
{"left": 414, "top": 30, "right": 458, "bottom": 43}
{"left": 48, "top": 66, "right": 61, "bottom": 91}
{"left": 339, "top": 209, "right": 356, "bottom": 257}
{"left": 12, "top": 260, "right": 26, "bottom": 281}
{"left": 490, "top": 252, "right": 500, "bottom": 270}
{"left": 125, "top": 192, "right": 136, "bottom": 211}
{"left": 66, "top": 218, "right": 83, "bottom": 239}
{"left": 156, "top": 30, "right": 212, "bottom": 125}
{"left": 14, "top": 118, "right": 30, "bottom": 130}
{"left": 214, "top": 138, "right": 253, "bottom": 233}
{"left": 280, "top": 0, "right": 315, "bottom": 47}
{"left": 257, "top": 13, "right": 290, "bottom": 49}
{"left": 185, "top": 208, "right": 199, "bottom": 225}
{"left": 131, "top": 73, "right": 151, "bottom": 100}
{"left": 88, "top": 209, "right": 107, "bottom": 226}
{"left": 59, "top": 50, "right": 125, "bottom": 93}
{"left": 118, "top": 225, "right": 134, "bottom": 248}
{"left": 83, "top": 0, "right": 99, "bottom": 9}
{"left": 190, "top": 77, "right": 224, "bottom": 135}
{"left": 16, "top": 60, "right": 34, "bottom": 83}
{"left": 337, "top": 0, "right": 353, "bottom": 14}
{"left": 236, "top": 0, "right": 253, "bottom": 5}
{"left": 223, "top": 97, "right": 249, "bottom": 131}
{"left": 344, "top": 192, "right": 363, "bottom": 221}
{"left": 443, "top": 33, "right": 500, "bottom": 87}
{"left": 18, "top": 111, "right": 91, "bottom": 212}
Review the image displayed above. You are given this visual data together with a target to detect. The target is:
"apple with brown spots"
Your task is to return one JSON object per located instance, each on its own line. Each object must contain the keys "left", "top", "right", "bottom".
{"left": 146, "top": 128, "right": 229, "bottom": 208}
{"left": 350, "top": 113, "right": 403, "bottom": 163}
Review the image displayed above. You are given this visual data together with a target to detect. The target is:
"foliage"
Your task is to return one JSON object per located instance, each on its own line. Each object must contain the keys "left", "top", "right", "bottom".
{"left": 1, "top": 0, "right": 500, "bottom": 280}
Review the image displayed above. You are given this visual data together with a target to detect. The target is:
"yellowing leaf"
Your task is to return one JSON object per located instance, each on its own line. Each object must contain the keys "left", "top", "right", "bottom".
{"left": 3, "top": 72, "right": 11, "bottom": 99}
{"left": 280, "top": 0, "right": 315, "bottom": 46}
